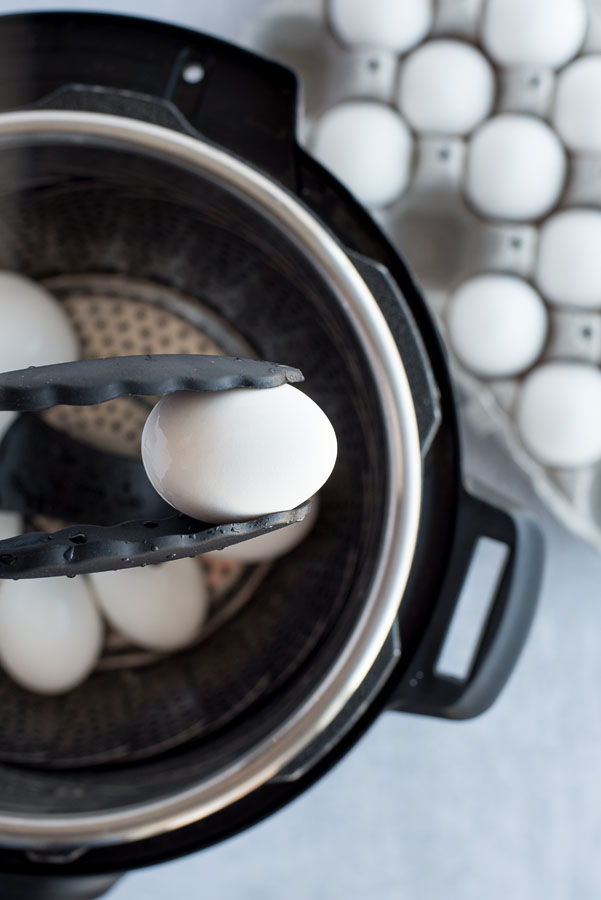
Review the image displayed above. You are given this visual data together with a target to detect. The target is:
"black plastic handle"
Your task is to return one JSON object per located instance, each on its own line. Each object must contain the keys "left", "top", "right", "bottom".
{"left": 389, "top": 489, "right": 544, "bottom": 720}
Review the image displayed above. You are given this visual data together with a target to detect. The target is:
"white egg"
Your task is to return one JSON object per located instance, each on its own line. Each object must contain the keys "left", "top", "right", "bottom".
{"left": 311, "top": 102, "right": 413, "bottom": 208}
{"left": 398, "top": 40, "right": 495, "bottom": 136}
{"left": 481, "top": 0, "right": 586, "bottom": 68}
{"left": 536, "top": 209, "right": 601, "bottom": 309}
{"left": 0, "top": 576, "right": 103, "bottom": 695}
{"left": 89, "top": 558, "right": 208, "bottom": 652}
{"left": 464, "top": 115, "right": 566, "bottom": 222}
{"left": 517, "top": 363, "right": 601, "bottom": 468}
{"left": 447, "top": 275, "right": 547, "bottom": 378}
{"left": 141, "top": 385, "right": 337, "bottom": 524}
{"left": 0, "top": 511, "right": 22, "bottom": 542}
{"left": 0, "top": 272, "right": 79, "bottom": 372}
{"left": 553, "top": 56, "right": 601, "bottom": 153}
{"left": 205, "top": 494, "right": 320, "bottom": 564}
{"left": 328, "top": 0, "right": 432, "bottom": 53}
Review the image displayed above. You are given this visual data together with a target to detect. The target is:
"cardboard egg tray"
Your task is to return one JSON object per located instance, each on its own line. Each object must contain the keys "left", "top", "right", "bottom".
{"left": 241, "top": 0, "right": 601, "bottom": 551}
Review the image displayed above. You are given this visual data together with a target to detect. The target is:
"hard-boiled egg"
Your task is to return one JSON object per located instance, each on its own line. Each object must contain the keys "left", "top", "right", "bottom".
{"left": 328, "top": 0, "right": 432, "bottom": 53}
{"left": 311, "top": 101, "right": 413, "bottom": 208}
{"left": 447, "top": 275, "right": 547, "bottom": 378}
{"left": 0, "top": 271, "right": 79, "bottom": 372}
{"left": 536, "top": 209, "right": 601, "bottom": 308}
{"left": 553, "top": 56, "right": 601, "bottom": 153}
{"left": 398, "top": 40, "right": 495, "bottom": 136}
{"left": 481, "top": 0, "right": 586, "bottom": 69}
{"left": 464, "top": 114, "right": 566, "bottom": 221}
{"left": 205, "top": 494, "right": 320, "bottom": 563}
{"left": 0, "top": 273, "right": 78, "bottom": 443}
{"left": 0, "top": 576, "right": 103, "bottom": 695}
{"left": 89, "top": 558, "right": 208, "bottom": 653}
{"left": 517, "top": 362, "right": 601, "bottom": 468}
{"left": 141, "top": 384, "right": 337, "bottom": 523}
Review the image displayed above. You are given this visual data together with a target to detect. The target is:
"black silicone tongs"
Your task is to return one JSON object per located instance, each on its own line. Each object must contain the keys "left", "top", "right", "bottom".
{"left": 0, "top": 354, "right": 311, "bottom": 579}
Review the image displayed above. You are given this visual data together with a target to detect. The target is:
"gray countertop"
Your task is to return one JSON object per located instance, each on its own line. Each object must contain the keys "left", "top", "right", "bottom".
{"left": 2, "top": 2, "right": 597, "bottom": 897}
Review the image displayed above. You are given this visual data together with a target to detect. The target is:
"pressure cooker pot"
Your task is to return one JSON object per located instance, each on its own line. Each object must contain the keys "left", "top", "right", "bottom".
{"left": 0, "top": 12, "right": 543, "bottom": 899}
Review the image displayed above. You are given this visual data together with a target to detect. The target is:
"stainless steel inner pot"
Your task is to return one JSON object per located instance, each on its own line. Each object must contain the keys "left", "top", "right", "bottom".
{"left": 0, "top": 110, "right": 422, "bottom": 849}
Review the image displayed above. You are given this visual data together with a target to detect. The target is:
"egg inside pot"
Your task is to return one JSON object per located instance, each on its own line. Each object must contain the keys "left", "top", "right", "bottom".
{"left": 0, "top": 127, "right": 392, "bottom": 822}
{"left": 141, "top": 386, "right": 337, "bottom": 523}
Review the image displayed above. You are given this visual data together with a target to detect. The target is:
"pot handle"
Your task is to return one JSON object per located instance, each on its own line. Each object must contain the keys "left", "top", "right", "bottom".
{"left": 389, "top": 489, "right": 544, "bottom": 720}
{"left": 160, "top": 33, "right": 299, "bottom": 188}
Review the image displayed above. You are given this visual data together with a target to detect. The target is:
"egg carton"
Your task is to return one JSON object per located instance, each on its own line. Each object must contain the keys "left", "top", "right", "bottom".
{"left": 241, "top": 0, "right": 601, "bottom": 552}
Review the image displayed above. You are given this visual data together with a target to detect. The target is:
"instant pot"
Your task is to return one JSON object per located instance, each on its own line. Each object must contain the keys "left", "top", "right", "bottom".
{"left": 0, "top": 12, "right": 543, "bottom": 899}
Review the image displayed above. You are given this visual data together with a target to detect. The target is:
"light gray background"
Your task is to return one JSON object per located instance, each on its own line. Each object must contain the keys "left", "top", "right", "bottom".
{"left": 4, "top": 2, "right": 600, "bottom": 897}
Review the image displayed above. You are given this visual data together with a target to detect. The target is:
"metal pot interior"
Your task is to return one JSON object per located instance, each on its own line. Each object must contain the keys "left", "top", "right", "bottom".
{"left": 0, "top": 129, "right": 392, "bottom": 819}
